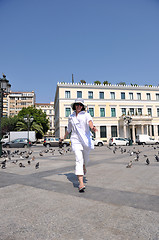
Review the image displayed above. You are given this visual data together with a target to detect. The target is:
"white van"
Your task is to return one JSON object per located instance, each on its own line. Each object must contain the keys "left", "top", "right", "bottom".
{"left": 136, "top": 134, "right": 159, "bottom": 145}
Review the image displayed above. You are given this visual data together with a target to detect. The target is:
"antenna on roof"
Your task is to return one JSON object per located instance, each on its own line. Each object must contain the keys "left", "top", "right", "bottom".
{"left": 72, "top": 74, "right": 74, "bottom": 84}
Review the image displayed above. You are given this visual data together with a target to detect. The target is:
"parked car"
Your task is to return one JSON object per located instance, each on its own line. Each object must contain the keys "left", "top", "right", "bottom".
{"left": 2, "top": 138, "right": 32, "bottom": 148}
{"left": 43, "top": 137, "right": 70, "bottom": 147}
{"left": 109, "top": 137, "right": 129, "bottom": 146}
{"left": 92, "top": 138, "right": 104, "bottom": 146}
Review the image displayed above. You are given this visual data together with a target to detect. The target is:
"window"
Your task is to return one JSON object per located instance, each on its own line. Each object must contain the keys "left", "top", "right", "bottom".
{"left": 110, "top": 92, "right": 115, "bottom": 99}
{"left": 121, "top": 108, "right": 126, "bottom": 115}
{"left": 77, "top": 91, "right": 82, "bottom": 98}
{"left": 100, "top": 108, "right": 105, "bottom": 117}
{"left": 88, "top": 91, "right": 93, "bottom": 99}
{"left": 100, "top": 126, "right": 107, "bottom": 138}
{"left": 129, "top": 92, "right": 133, "bottom": 100}
{"left": 111, "top": 108, "right": 116, "bottom": 117}
{"left": 130, "top": 108, "right": 134, "bottom": 115}
{"left": 157, "top": 108, "right": 159, "bottom": 117}
{"left": 65, "top": 91, "right": 70, "bottom": 98}
{"left": 138, "top": 108, "right": 142, "bottom": 115}
{"left": 121, "top": 92, "right": 125, "bottom": 99}
{"left": 147, "top": 93, "right": 151, "bottom": 100}
{"left": 111, "top": 126, "right": 117, "bottom": 137}
{"left": 137, "top": 93, "right": 141, "bottom": 100}
{"left": 65, "top": 108, "right": 71, "bottom": 117}
{"left": 99, "top": 92, "right": 104, "bottom": 99}
{"left": 156, "top": 94, "right": 159, "bottom": 100}
{"left": 89, "top": 108, "right": 94, "bottom": 117}
{"left": 148, "top": 108, "right": 152, "bottom": 116}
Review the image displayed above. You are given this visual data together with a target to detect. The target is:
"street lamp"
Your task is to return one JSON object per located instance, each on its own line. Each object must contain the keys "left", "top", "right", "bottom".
{"left": 0, "top": 74, "right": 11, "bottom": 157}
{"left": 24, "top": 114, "right": 34, "bottom": 147}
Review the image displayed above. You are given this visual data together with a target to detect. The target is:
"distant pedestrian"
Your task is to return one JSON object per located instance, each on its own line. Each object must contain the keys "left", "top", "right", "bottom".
{"left": 60, "top": 98, "right": 97, "bottom": 192}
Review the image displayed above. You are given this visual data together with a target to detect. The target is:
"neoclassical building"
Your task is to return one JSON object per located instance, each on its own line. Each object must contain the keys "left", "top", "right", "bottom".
{"left": 35, "top": 102, "right": 55, "bottom": 136}
{"left": 54, "top": 82, "right": 159, "bottom": 143}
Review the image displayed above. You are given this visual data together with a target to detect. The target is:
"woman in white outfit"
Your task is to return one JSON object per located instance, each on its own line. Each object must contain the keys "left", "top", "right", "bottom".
{"left": 60, "top": 98, "right": 97, "bottom": 192}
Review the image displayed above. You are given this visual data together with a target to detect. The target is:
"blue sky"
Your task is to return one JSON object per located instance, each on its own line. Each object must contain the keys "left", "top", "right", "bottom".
{"left": 0, "top": 0, "right": 159, "bottom": 103}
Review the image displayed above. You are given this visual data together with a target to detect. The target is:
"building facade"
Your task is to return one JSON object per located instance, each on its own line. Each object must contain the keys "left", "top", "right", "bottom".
{"left": 35, "top": 102, "right": 55, "bottom": 136}
{"left": 54, "top": 82, "right": 159, "bottom": 143}
{"left": 4, "top": 91, "right": 36, "bottom": 117}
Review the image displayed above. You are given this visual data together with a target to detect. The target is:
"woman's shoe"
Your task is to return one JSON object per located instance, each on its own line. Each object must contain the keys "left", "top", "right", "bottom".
{"left": 79, "top": 186, "right": 85, "bottom": 192}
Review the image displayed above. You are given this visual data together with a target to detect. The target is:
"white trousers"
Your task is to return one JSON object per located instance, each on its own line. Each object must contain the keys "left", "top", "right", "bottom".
{"left": 74, "top": 148, "right": 90, "bottom": 175}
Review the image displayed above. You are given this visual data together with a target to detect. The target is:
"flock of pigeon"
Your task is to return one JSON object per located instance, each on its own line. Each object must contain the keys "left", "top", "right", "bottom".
{"left": 107, "top": 144, "right": 159, "bottom": 168}
{"left": 1, "top": 144, "right": 159, "bottom": 170}
{"left": 0, "top": 146, "right": 71, "bottom": 170}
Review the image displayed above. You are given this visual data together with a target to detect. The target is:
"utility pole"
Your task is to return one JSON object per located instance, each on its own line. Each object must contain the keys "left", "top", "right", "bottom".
{"left": 72, "top": 74, "right": 74, "bottom": 84}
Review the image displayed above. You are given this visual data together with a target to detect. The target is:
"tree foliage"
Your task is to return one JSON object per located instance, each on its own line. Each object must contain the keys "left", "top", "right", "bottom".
{"left": 117, "top": 82, "right": 126, "bottom": 86}
{"left": 80, "top": 80, "right": 86, "bottom": 84}
{"left": 17, "top": 107, "right": 49, "bottom": 139}
{"left": 94, "top": 81, "right": 101, "bottom": 85}
{"left": 1, "top": 115, "right": 19, "bottom": 136}
{"left": 103, "top": 80, "right": 111, "bottom": 85}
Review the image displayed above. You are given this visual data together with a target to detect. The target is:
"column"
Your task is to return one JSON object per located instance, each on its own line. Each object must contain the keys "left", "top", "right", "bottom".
{"left": 154, "top": 125, "right": 158, "bottom": 140}
{"left": 124, "top": 124, "right": 127, "bottom": 138}
{"left": 96, "top": 126, "right": 100, "bottom": 139}
{"left": 106, "top": 125, "right": 110, "bottom": 140}
{"left": 141, "top": 125, "right": 144, "bottom": 134}
{"left": 146, "top": 125, "right": 149, "bottom": 135}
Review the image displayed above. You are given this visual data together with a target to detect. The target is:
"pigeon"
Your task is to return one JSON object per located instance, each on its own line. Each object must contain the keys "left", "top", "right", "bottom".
{"left": 155, "top": 155, "right": 159, "bottom": 162}
{"left": 19, "top": 162, "right": 25, "bottom": 167}
{"left": 35, "top": 162, "right": 39, "bottom": 169}
{"left": 28, "top": 160, "right": 31, "bottom": 165}
{"left": 11, "top": 160, "right": 18, "bottom": 164}
{"left": 32, "top": 156, "right": 35, "bottom": 161}
{"left": 126, "top": 161, "right": 132, "bottom": 168}
{"left": 39, "top": 152, "right": 43, "bottom": 156}
{"left": 28, "top": 150, "right": 33, "bottom": 155}
{"left": 1, "top": 163, "right": 6, "bottom": 169}
{"left": 146, "top": 158, "right": 150, "bottom": 165}
{"left": 1, "top": 159, "right": 7, "bottom": 165}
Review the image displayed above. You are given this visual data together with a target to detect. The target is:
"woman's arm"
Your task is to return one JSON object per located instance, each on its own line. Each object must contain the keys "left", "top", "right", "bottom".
{"left": 89, "top": 120, "right": 97, "bottom": 132}
{"left": 59, "top": 130, "right": 69, "bottom": 142}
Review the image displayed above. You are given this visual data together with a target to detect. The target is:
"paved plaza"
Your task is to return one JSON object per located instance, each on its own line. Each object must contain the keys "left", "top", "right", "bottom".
{"left": 0, "top": 144, "right": 159, "bottom": 240}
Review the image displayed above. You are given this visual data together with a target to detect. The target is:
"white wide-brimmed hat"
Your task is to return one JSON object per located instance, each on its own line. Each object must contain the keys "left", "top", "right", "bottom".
{"left": 71, "top": 98, "right": 86, "bottom": 110}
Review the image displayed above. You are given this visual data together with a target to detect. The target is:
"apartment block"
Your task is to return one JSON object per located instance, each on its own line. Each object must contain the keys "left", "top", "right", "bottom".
{"left": 54, "top": 82, "right": 159, "bottom": 143}
{"left": 35, "top": 102, "right": 55, "bottom": 135}
{"left": 6, "top": 91, "right": 35, "bottom": 116}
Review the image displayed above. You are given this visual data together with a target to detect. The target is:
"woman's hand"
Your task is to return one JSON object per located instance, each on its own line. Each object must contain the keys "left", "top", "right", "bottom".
{"left": 91, "top": 126, "right": 97, "bottom": 132}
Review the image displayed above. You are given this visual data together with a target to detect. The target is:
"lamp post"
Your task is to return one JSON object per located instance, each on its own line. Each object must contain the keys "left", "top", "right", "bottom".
{"left": 24, "top": 114, "right": 34, "bottom": 147}
{"left": 0, "top": 74, "right": 11, "bottom": 157}
{"left": 123, "top": 115, "right": 132, "bottom": 139}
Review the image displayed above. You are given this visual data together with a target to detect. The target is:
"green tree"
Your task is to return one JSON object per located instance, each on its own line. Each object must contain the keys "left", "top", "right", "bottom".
{"left": 1, "top": 115, "right": 19, "bottom": 136}
{"left": 94, "top": 81, "right": 101, "bottom": 85}
{"left": 80, "top": 80, "right": 86, "bottom": 84}
{"left": 103, "top": 80, "right": 111, "bottom": 85}
{"left": 117, "top": 82, "right": 126, "bottom": 86}
{"left": 17, "top": 106, "right": 49, "bottom": 139}
{"left": 130, "top": 83, "right": 138, "bottom": 86}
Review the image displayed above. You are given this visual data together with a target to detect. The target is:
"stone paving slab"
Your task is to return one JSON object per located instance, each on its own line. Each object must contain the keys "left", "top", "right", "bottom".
{"left": 0, "top": 144, "right": 159, "bottom": 240}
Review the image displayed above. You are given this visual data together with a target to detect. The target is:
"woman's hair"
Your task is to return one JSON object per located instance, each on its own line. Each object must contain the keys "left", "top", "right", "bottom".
{"left": 72, "top": 103, "right": 85, "bottom": 111}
